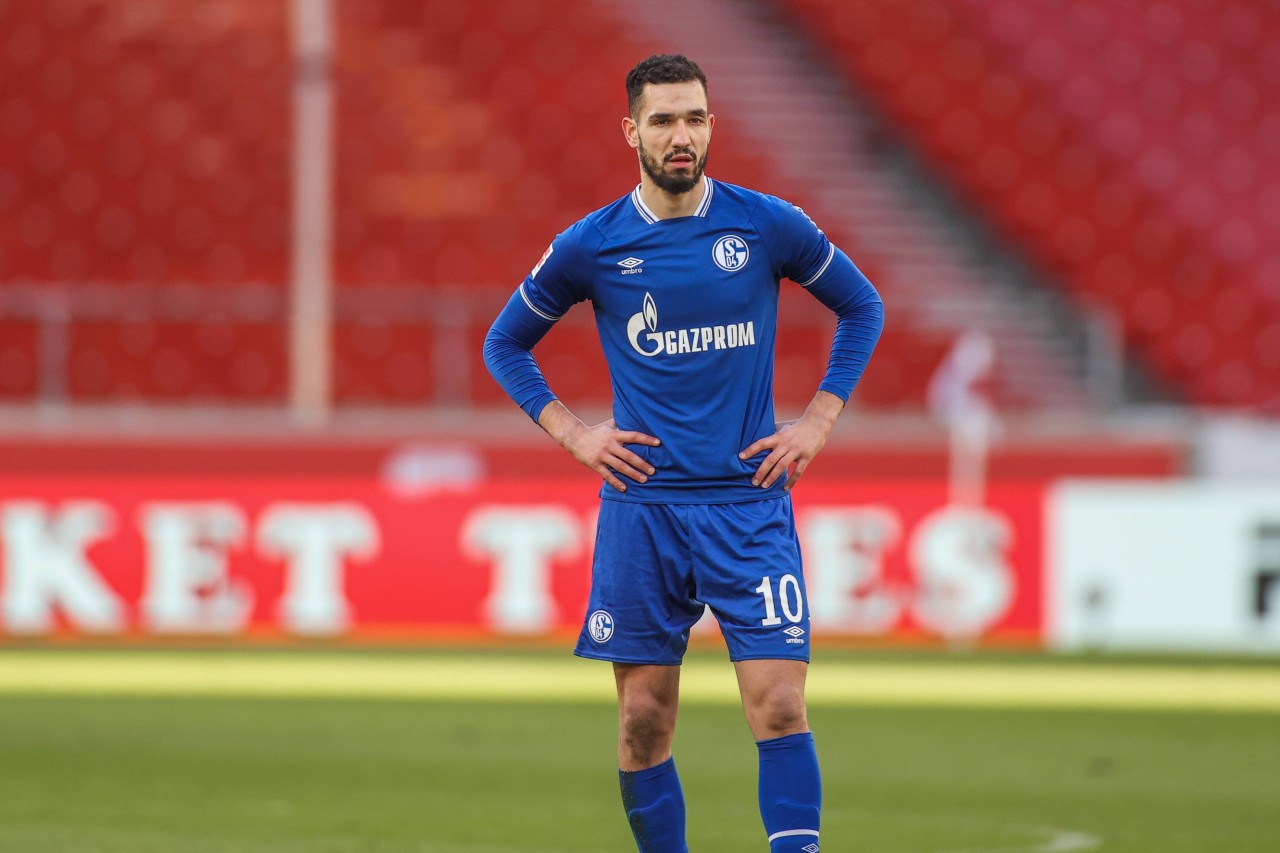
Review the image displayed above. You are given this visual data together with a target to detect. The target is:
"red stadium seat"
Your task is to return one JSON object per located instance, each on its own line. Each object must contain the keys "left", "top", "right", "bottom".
{"left": 782, "top": 0, "right": 1280, "bottom": 408}
{"left": 17, "top": 0, "right": 1252, "bottom": 410}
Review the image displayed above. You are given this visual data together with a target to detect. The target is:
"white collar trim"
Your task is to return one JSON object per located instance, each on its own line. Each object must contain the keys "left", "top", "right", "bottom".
{"left": 695, "top": 177, "right": 715, "bottom": 217}
{"left": 631, "top": 178, "right": 714, "bottom": 224}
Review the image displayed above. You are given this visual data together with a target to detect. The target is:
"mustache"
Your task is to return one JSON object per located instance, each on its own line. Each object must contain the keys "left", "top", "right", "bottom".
{"left": 664, "top": 148, "right": 697, "bottom": 163}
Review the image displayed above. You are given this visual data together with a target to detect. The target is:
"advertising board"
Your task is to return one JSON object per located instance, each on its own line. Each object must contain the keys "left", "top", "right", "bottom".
{"left": 1047, "top": 483, "right": 1280, "bottom": 652}
{"left": 0, "top": 477, "right": 1047, "bottom": 644}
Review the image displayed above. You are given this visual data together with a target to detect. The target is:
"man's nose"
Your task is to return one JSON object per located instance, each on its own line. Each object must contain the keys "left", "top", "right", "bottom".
{"left": 672, "top": 120, "right": 692, "bottom": 147}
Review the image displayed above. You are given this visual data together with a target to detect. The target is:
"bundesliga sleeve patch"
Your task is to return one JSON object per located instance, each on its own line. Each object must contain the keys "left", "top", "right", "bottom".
{"left": 530, "top": 242, "right": 554, "bottom": 279}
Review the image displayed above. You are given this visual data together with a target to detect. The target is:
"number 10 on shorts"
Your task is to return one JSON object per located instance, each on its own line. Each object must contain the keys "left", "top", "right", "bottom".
{"left": 755, "top": 574, "right": 804, "bottom": 626}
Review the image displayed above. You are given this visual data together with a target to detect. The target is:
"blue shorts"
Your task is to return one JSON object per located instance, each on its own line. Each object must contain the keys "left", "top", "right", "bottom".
{"left": 574, "top": 495, "right": 810, "bottom": 664}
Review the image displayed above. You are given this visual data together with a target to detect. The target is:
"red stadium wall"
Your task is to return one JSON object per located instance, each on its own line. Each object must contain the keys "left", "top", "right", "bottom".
{"left": 0, "top": 474, "right": 1049, "bottom": 646}
{"left": 0, "top": 425, "right": 1182, "bottom": 647}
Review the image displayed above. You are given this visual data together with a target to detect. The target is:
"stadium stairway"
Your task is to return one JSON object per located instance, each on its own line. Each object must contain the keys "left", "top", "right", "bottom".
{"left": 596, "top": 0, "right": 1096, "bottom": 411}
{"left": 208, "top": 0, "right": 1015, "bottom": 412}
{"left": 783, "top": 0, "right": 1280, "bottom": 409}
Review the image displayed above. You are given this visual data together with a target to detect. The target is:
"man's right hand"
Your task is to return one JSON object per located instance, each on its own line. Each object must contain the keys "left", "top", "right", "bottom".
{"left": 538, "top": 402, "right": 660, "bottom": 493}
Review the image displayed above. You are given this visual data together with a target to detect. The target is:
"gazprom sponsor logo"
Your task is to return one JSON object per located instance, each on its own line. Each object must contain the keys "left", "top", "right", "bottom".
{"left": 626, "top": 292, "right": 757, "bottom": 359}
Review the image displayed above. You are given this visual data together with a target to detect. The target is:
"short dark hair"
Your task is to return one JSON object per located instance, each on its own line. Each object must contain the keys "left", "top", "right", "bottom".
{"left": 625, "top": 54, "right": 708, "bottom": 117}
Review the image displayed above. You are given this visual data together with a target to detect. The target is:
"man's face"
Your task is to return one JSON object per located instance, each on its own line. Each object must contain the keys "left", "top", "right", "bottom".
{"left": 624, "top": 80, "right": 714, "bottom": 195}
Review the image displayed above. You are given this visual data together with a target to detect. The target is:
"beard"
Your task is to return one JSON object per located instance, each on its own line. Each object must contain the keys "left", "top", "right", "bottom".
{"left": 638, "top": 139, "right": 709, "bottom": 195}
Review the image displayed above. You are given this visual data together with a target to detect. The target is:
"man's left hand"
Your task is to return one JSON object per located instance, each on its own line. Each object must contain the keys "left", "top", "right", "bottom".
{"left": 738, "top": 390, "right": 844, "bottom": 492}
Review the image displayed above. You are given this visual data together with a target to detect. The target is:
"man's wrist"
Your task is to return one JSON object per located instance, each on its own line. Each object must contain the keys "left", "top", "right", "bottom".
{"left": 804, "top": 390, "right": 844, "bottom": 428}
{"left": 537, "top": 400, "right": 585, "bottom": 449}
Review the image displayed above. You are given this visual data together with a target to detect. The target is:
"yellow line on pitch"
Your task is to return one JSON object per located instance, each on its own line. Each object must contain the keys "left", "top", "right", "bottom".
{"left": 0, "top": 652, "right": 1278, "bottom": 712}
{"left": 806, "top": 662, "right": 1280, "bottom": 712}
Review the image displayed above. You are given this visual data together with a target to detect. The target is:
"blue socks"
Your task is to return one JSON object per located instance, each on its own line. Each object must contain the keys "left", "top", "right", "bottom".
{"left": 757, "top": 732, "right": 822, "bottom": 852}
{"left": 617, "top": 736, "right": 820, "bottom": 852}
{"left": 619, "top": 756, "right": 688, "bottom": 853}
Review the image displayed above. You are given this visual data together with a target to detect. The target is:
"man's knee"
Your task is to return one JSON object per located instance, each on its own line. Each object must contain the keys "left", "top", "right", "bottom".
{"left": 750, "top": 682, "right": 808, "bottom": 739}
{"left": 620, "top": 692, "right": 678, "bottom": 742}
{"left": 619, "top": 693, "right": 677, "bottom": 763}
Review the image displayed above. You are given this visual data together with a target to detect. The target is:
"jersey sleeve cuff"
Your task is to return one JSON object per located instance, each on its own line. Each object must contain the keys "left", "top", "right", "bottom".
{"left": 817, "top": 380, "right": 852, "bottom": 404}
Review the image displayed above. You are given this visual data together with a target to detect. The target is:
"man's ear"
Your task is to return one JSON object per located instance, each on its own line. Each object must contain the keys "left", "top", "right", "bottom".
{"left": 622, "top": 115, "right": 640, "bottom": 150}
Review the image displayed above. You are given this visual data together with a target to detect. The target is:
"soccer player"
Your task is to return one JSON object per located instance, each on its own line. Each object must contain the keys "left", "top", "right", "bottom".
{"left": 483, "top": 54, "right": 883, "bottom": 853}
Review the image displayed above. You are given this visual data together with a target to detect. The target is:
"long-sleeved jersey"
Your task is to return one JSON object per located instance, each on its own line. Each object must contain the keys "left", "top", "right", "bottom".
{"left": 484, "top": 177, "right": 884, "bottom": 504}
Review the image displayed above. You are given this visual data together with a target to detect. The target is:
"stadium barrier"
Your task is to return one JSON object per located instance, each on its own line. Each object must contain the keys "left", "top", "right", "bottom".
{"left": 2, "top": 473, "right": 1272, "bottom": 652}
{"left": 0, "top": 476, "right": 1043, "bottom": 645}
{"left": 1048, "top": 482, "right": 1280, "bottom": 652}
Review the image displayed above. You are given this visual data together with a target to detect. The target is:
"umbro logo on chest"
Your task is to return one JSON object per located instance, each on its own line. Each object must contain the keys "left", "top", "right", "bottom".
{"left": 615, "top": 235, "right": 751, "bottom": 277}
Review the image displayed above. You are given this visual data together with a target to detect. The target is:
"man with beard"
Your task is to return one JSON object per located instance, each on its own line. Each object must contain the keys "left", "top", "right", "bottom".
{"left": 484, "top": 54, "right": 883, "bottom": 852}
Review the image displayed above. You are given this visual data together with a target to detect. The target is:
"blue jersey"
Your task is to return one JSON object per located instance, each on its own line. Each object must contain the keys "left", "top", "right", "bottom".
{"left": 485, "top": 178, "right": 883, "bottom": 504}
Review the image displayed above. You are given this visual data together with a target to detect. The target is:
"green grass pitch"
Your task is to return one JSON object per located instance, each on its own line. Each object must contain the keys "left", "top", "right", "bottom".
{"left": 0, "top": 648, "right": 1276, "bottom": 852}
